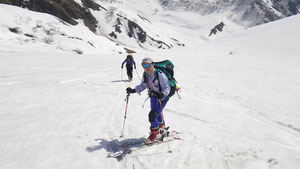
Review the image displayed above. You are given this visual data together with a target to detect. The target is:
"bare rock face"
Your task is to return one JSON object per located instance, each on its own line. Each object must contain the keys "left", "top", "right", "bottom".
{"left": 127, "top": 20, "right": 146, "bottom": 43}
{"left": 209, "top": 22, "right": 225, "bottom": 37}
{"left": 0, "top": 0, "right": 101, "bottom": 32}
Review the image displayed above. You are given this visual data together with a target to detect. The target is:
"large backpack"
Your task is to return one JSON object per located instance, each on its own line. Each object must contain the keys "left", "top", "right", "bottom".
{"left": 143, "top": 60, "right": 177, "bottom": 99}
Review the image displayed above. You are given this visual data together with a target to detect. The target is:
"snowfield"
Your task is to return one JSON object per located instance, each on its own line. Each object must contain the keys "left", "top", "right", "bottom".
{"left": 1, "top": 3, "right": 300, "bottom": 169}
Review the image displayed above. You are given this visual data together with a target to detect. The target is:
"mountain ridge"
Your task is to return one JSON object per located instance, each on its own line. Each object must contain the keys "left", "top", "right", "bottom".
{"left": 160, "top": 0, "right": 300, "bottom": 26}
{"left": 0, "top": 0, "right": 184, "bottom": 51}
{"left": 0, "top": 0, "right": 299, "bottom": 54}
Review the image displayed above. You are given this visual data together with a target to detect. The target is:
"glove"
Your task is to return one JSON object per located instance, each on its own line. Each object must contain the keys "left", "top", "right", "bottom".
{"left": 121, "top": 66, "right": 123, "bottom": 69}
{"left": 150, "top": 91, "right": 164, "bottom": 99}
{"left": 134, "top": 67, "right": 136, "bottom": 69}
{"left": 126, "top": 87, "right": 136, "bottom": 94}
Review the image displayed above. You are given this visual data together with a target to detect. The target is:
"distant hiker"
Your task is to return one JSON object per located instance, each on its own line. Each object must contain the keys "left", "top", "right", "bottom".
{"left": 121, "top": 54, "right": 136, "bottom": 81}
{"left": 126, "top": 57, "right": 171, "bottom": 143}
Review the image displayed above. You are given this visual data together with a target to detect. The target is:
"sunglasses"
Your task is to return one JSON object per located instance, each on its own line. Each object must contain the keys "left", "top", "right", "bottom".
{"left": 142, "top": 64, "right": 151, "bottom": 68}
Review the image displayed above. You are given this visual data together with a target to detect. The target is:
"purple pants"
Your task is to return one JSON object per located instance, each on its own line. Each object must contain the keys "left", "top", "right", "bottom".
{"left": 149, "top": 97, "right": 168, "bottom": 128}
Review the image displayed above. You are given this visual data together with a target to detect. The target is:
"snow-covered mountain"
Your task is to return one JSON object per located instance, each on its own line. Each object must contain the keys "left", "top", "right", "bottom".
{"left": 0, "top": 0, "right": 186, "bottom": 53}
{"left": 1, "top": 0, "right": 299, "bottom": 54}
{"left": 160, "top": 0, "right": 300, "bottom": 26}
{"left": 0, "top": 1, "right": 225, "bottom": 55}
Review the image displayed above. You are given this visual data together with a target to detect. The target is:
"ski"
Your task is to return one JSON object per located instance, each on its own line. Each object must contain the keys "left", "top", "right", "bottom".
{"left": 107, "top": 131, "right": 181, "bottom": 158}
{"left": 107, "top": 138, "right": 175, "bottom": 158}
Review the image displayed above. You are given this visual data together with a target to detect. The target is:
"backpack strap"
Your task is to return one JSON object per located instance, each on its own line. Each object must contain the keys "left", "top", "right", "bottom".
{"left": 155, "top": 69, "right": 171, "bottom": 100}
{"left": 154, "top": 69, "right": 162, "bottom": 92}
{"left": 143, "top": 72, "right": 147, "bottom": 84}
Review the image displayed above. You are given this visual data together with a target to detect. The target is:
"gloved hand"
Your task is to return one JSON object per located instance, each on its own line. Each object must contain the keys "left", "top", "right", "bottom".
{"left": 126, "top": 87, "right": 136, "bottom": 94}
{"left": 121, "top": 66, "right": 123, "bottom": 69}
{"left": 150, "top": 91, "right": 164, "bottom": 99}
{"left": 134, "top": 67, "right": 136, "bottom": 69}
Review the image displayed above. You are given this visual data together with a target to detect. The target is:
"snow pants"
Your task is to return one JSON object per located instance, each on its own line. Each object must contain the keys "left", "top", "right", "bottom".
{"left": 126, "top": 66, "right": 133, "bottom": 79}
{"left": 149, "top": 97, "right": 168, "bottom": 129}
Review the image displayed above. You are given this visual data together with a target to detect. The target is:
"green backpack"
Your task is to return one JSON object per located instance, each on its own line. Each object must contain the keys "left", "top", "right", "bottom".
{"left": 143, "top": 60, "right": 177, "bottom": 99}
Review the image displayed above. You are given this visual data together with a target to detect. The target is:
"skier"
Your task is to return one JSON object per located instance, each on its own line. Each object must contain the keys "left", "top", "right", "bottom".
{"left": 121, "top": 54, "right": 136, "bottom": 81}
{"left": 126, "top": 57, "right": 171, "bottom": 143}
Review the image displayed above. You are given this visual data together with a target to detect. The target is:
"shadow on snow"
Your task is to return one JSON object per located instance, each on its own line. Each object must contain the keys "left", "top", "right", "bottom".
{"left": 86, "top": 137, "right": 146, "bottom": 160}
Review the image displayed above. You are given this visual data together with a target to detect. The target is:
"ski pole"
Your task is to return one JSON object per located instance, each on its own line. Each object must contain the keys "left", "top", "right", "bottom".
{"left": 135, "top": 69, "right": 141, "bottom": 80}
{"left": 121, "top": 68, "right": 123, "bottom": 80}
{"left": 120, "top": 93, "right": 130, "bottom": 137}
{"left": 158, "top": 99, "right": 172, "bottom": 153}
{"left": 142, "top": 96, "right": 150, "bottom": 108}
{"left": 176, "top": 86, "right": 181, "bottom": 99}
{"left": 158, "top": 99, "right": 165, "bottom": 122}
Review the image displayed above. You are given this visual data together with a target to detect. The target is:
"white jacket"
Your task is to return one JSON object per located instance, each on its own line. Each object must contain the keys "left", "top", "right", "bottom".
{"left": 134, "top": 69, "right": 170, "bottom": 100}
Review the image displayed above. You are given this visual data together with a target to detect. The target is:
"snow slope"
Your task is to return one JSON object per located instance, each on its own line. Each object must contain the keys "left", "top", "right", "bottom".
{"left": 0, "top": 3, "right": 244, "bottom": 55}
{"left": 0, "top": 4, "right": 125, "bottom": 55}
{"left": 1, "top": 8, "right": 300, "bottom": 169}
{"left": 94, "top": 0, "right": 245, "bottom": 45}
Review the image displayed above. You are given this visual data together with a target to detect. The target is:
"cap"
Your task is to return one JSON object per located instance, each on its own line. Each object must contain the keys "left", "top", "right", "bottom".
{"left": 142, "top": 57, "right": 153, "bottom": 64}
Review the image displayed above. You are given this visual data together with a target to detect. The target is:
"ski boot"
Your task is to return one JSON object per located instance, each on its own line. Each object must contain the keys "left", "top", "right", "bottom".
{"left": 145, "top": 127, "right": 159, "bottom": 144}
{"left": 159, "top": 121, "right": 165, "bottom": 135}
{"left": 159, "top": 121, "right": 170, "bottom": 141}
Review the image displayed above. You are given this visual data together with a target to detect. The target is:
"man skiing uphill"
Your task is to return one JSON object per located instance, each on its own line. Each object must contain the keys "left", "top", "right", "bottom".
{"left": 126, "top": 57, "right": 170, "bottom": 143}
{"left": 121, "top": 54, "right": 136, "bottom": 81}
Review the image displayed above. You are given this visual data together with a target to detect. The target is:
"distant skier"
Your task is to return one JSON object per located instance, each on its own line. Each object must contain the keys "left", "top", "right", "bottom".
{"left": 121, "top": 54, "right": 136, "bottom": 81}
{"left": 126, "top": 57, "right": 171, "bottom": 143}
